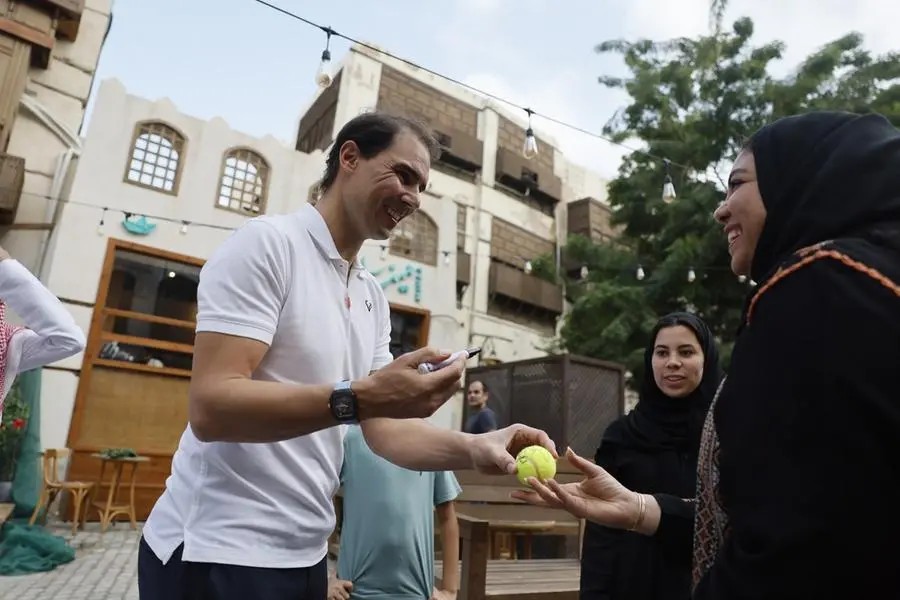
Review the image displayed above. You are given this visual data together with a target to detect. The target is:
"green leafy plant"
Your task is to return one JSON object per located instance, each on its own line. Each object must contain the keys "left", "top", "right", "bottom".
{"left": 543, "top": 18, "right": 900, "bottom": 388}
{"left": 0, "top": 382, "right": 29, "bottom": 481}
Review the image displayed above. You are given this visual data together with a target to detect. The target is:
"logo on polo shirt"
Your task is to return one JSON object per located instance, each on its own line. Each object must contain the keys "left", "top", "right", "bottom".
{"left": 365, "top": 299, "right": 373, "bottom": 312}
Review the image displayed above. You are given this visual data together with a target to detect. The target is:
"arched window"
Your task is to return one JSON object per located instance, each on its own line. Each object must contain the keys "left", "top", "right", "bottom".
{"left": 216, "top": 148, "right": 270, "bottom": 215}
{"left": 389, "top": 211, "right": 439, "bottom": 266}
{"left": 124, "top": 121, "right": 186, "bottom": 194}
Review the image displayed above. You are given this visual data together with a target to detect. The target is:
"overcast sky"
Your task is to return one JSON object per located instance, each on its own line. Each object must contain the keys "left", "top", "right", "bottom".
{"left": 86, "top": 0, "right": 898, "bottom": 179}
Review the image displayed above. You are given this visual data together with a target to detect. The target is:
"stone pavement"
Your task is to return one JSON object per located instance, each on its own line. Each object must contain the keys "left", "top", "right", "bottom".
{"left": 0, "top": 520, "right": 339, "bottom": 599}
{"left": 0, "top": 521, "right": 141, "bottom": 600}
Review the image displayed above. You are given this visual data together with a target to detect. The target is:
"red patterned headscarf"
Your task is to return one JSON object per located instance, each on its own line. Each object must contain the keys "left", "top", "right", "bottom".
{"left": 0, "top": 300, "right": 25, "bottom": 415}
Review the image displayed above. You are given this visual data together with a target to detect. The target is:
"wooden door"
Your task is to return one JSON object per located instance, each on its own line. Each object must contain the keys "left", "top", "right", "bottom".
{"left": 65, "top": 240, "right": 203, "bottom": 521}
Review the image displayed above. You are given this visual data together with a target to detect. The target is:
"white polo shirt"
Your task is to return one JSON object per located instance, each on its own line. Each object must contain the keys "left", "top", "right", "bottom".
{"left": 143, "top": 204, "right": 393, "bottom": 569}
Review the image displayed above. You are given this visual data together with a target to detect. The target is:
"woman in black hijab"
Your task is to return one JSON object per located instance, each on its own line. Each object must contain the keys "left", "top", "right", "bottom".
{"left": 581, "top": 312, "right": 722, "bottom": 600}
{"left": 516, "top": 111, "right": 900, "bottom": 599}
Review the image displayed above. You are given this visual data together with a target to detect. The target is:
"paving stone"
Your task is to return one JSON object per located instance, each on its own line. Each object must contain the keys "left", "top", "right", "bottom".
{"left": 0, "top": 520, "right": 338, "bottom": 599}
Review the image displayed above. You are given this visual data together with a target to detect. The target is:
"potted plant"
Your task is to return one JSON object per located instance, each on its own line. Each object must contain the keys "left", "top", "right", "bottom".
{"left": 0, "top": 383, "right": 28, "bottom": 502}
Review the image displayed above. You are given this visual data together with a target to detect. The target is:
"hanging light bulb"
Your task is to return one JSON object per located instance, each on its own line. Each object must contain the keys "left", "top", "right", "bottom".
{"left": 167, "top": 270, "right": 176, "bottom": 279}
{"left": 749, "top": 279, "right": 758, "bottom": 287}
{"left": 687, "top": 268, "right": 696, "bottom": 283}
{"left": 96, "top": 208, "right": 106, "bottom": 237}
{"left": 524, "top": 260, "right": 533, "bottom": 275}
{"left": 636, "top": 265, "right": 645, "bottom": 281}
{"left": 662, "top": 158, "right": 676, "bottom": 204}
{"left": 380, "top": 245, "right": 388, "bottom": 260}
{"left": 315, "top": 28, "right": 334, "bottom": 88}
{"left": 662, "top": 176, "right": 676, "bottom": 204}
{"left": 443, "top": 251, "right": 451, "bottom": 266}
{"left": 522, "top": 108, "right": 539, "bottom": 159}
{"left": 580, "top": 265, "right": 589, "bottom": 280}
{"left": 738, "top": 275, "right": 747, "bottom": 283}
{"left": 179, "top": 221, "right": 189, "bottom": 235}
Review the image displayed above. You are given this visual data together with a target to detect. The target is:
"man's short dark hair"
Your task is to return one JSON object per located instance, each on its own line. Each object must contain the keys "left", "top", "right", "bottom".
{"left": 320, "top": 112, "right": 441, "bottom": 192}
{"left": 469, "top": 379, "right": 489, "bottom": 395}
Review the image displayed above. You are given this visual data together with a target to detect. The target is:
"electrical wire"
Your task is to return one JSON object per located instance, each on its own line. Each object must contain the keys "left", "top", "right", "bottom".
{"left": 6, "top": 189, "right": 742, "bottom": 280}
{"left": 250, "top": 0, "right": 694, "bottom": 172}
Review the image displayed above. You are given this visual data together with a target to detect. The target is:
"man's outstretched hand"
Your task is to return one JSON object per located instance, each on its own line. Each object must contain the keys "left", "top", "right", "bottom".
{"left": 468, "top": 424, "right": 558, "bottom": 475}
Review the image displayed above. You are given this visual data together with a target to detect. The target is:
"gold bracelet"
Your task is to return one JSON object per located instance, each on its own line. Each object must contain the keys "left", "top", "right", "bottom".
{"left": 628, "top": 492, "right": 646, "bottom": 532}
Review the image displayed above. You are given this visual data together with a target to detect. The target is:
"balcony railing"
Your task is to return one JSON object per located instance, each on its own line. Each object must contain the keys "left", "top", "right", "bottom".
{"left": 487, "top": 262, "right": 563, "bottom": 314}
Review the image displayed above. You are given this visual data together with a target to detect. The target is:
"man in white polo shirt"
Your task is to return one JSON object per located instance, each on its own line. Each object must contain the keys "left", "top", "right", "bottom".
{"left": 138, "top": 112, "right": 555, "bottom": 600}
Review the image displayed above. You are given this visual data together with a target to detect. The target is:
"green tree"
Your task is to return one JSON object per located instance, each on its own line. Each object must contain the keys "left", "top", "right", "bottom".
{"left": 543, "top": 18, "right": 900, "bottom": 386}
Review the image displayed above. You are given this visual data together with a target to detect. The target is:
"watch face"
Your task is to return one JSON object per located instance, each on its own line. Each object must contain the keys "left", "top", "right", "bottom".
{"left": 333, "top": 397, "right": 355, "bottom": 420}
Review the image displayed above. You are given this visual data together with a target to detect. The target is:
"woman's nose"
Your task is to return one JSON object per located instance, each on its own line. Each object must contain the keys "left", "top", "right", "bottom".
{"left": 713, "top": 200, "right": 729, "bottom": 224}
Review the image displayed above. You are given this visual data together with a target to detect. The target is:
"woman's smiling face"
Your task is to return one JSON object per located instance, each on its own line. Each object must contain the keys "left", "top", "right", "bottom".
{"left": 713, "top": 149, "right": 768, "bottom": 276}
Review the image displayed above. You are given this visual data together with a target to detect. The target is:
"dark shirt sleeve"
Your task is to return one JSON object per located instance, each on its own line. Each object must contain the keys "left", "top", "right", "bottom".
{"left": 480, "top": 408, "right": 498, "bottom": 431}
{"left": 652, "top": 493, "right": 695, "bottom": 568}
{"left": 580, "top": 443, "right": 622, "bottom": 600}
{"left": 693, "top": 259, "right": 900, "bottom": 599}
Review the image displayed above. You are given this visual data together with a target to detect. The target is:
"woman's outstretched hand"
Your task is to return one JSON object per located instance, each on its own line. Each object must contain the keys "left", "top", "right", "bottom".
{"left": 510, "top": 447, "right": 642, "bottom": 530}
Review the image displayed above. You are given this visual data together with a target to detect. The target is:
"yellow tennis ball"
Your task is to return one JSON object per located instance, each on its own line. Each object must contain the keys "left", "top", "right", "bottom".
{"left": 515, "top": 445, "right": 557, "bottom": 486}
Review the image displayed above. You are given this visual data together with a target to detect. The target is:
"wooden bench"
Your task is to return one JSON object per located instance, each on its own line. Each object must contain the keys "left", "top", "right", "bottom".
{"left": 454, "top": 464, "right": 586, "bottom": 560}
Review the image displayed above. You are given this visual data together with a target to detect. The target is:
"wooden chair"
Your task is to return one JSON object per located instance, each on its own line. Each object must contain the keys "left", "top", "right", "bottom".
{"left": 29, "top": 449, "right": 94, "bottom": 536}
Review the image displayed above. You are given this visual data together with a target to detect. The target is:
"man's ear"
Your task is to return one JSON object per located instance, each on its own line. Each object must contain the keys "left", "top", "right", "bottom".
{"left": 339, "top": 140, "right": 360, "bottom": 174}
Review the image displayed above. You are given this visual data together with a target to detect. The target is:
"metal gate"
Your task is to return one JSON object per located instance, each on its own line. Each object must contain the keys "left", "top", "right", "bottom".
{"left": 463, "top": 354, "right": 625, "bottom": 458}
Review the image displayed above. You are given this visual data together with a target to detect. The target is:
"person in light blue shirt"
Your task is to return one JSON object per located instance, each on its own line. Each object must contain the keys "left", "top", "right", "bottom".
{"left": 330, "top": 425, "right": 461, "bottom": 600}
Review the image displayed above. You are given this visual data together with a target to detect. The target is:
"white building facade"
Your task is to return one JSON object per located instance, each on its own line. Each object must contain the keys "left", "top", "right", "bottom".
{"left": 37, "top": 44, "right": 613, "bottom": 498}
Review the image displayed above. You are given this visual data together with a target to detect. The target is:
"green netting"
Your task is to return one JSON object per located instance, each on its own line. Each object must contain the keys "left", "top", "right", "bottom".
{"left": 0, "top": 369, "right": 76, "bottom": 575}
{"left": 0, "top": 520, "right": 74, "bottom": 575}
{"left": 11, "top": 368, "right": 42, "bottom": 517}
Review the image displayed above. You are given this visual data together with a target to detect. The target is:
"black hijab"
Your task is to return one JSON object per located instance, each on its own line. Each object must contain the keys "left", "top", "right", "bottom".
{"left": 603, "top": 312, "right": 723, "bottom": 455}
{"left": 747, "top": 111, "right": 900, "bottom": 283}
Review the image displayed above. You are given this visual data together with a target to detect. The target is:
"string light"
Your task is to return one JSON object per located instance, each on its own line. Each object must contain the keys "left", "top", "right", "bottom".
{"left": 13, "top": 189, "right": 748, "bottom": 286}
{"left": 96, "top": 207, "right": 106, "bottom": 237}
{"left": 522, "top": 108, "right": 539, "bottom": 160}
{"left": 662, "top": 159, "right": 677, "bottom": 204}
{"left": 315, "top": 27, "right": 334, "bottom": 88}
{"left": 251, "top": 0, "right": 688, "bottom": 192}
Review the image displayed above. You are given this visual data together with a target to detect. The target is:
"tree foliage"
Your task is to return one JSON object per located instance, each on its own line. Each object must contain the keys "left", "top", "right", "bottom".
{"left": 544, "top": 18, "right": 900, "bottom": 386}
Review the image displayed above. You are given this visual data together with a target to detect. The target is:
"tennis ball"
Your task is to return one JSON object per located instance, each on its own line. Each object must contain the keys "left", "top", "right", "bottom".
{"left": 515, "top": 445, "right": 557, "bottom": 486}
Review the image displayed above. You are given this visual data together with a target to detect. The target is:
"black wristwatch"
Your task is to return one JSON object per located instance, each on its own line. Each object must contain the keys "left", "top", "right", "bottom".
{"left": 328, "top": 380, "right": 359, "bottom": 423}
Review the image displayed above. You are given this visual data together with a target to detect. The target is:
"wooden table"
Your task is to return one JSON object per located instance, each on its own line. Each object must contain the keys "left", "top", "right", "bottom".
{"left": 89, "top": 454, "right": 149, "bottom": 533}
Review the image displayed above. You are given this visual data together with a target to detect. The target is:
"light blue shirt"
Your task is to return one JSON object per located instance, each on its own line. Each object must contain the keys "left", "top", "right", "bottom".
{"left": 337, "top": 426, "right": 461, "bottom": 600}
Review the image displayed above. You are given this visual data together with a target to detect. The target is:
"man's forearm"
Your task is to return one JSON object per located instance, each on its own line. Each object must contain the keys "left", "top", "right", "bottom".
{"left": 439, "top": 513, "right": 460, "bottom": 592}
{"left": 360, "top": 418, "right": 475, "bottom": 470}
{"left": 190, "top": 379, "right": 337, "bottom": 443}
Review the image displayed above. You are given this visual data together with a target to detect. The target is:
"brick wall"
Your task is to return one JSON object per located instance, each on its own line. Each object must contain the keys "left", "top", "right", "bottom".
{"left": 490, "top": 218, "right": 554, "bottom": 268}
{"left": 377, "top": 66, "right": 479, "bottom": 138}
{"left": 497, "top": 117, "right": 555, "bottom": 176}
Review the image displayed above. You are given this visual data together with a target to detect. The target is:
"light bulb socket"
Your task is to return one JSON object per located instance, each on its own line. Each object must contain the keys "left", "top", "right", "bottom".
{"left": 321, "top": 49, "right": 331, "bottom": 62}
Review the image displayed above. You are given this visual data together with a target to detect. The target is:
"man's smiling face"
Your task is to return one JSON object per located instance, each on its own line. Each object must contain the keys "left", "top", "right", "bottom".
{"left": 339, "top": 130, "right": 431, "bottom": 241}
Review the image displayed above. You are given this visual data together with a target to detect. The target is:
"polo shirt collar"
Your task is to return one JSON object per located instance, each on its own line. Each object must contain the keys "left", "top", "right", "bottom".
{"left": 301, "top": 203, "right": 363, "bottom": 269}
